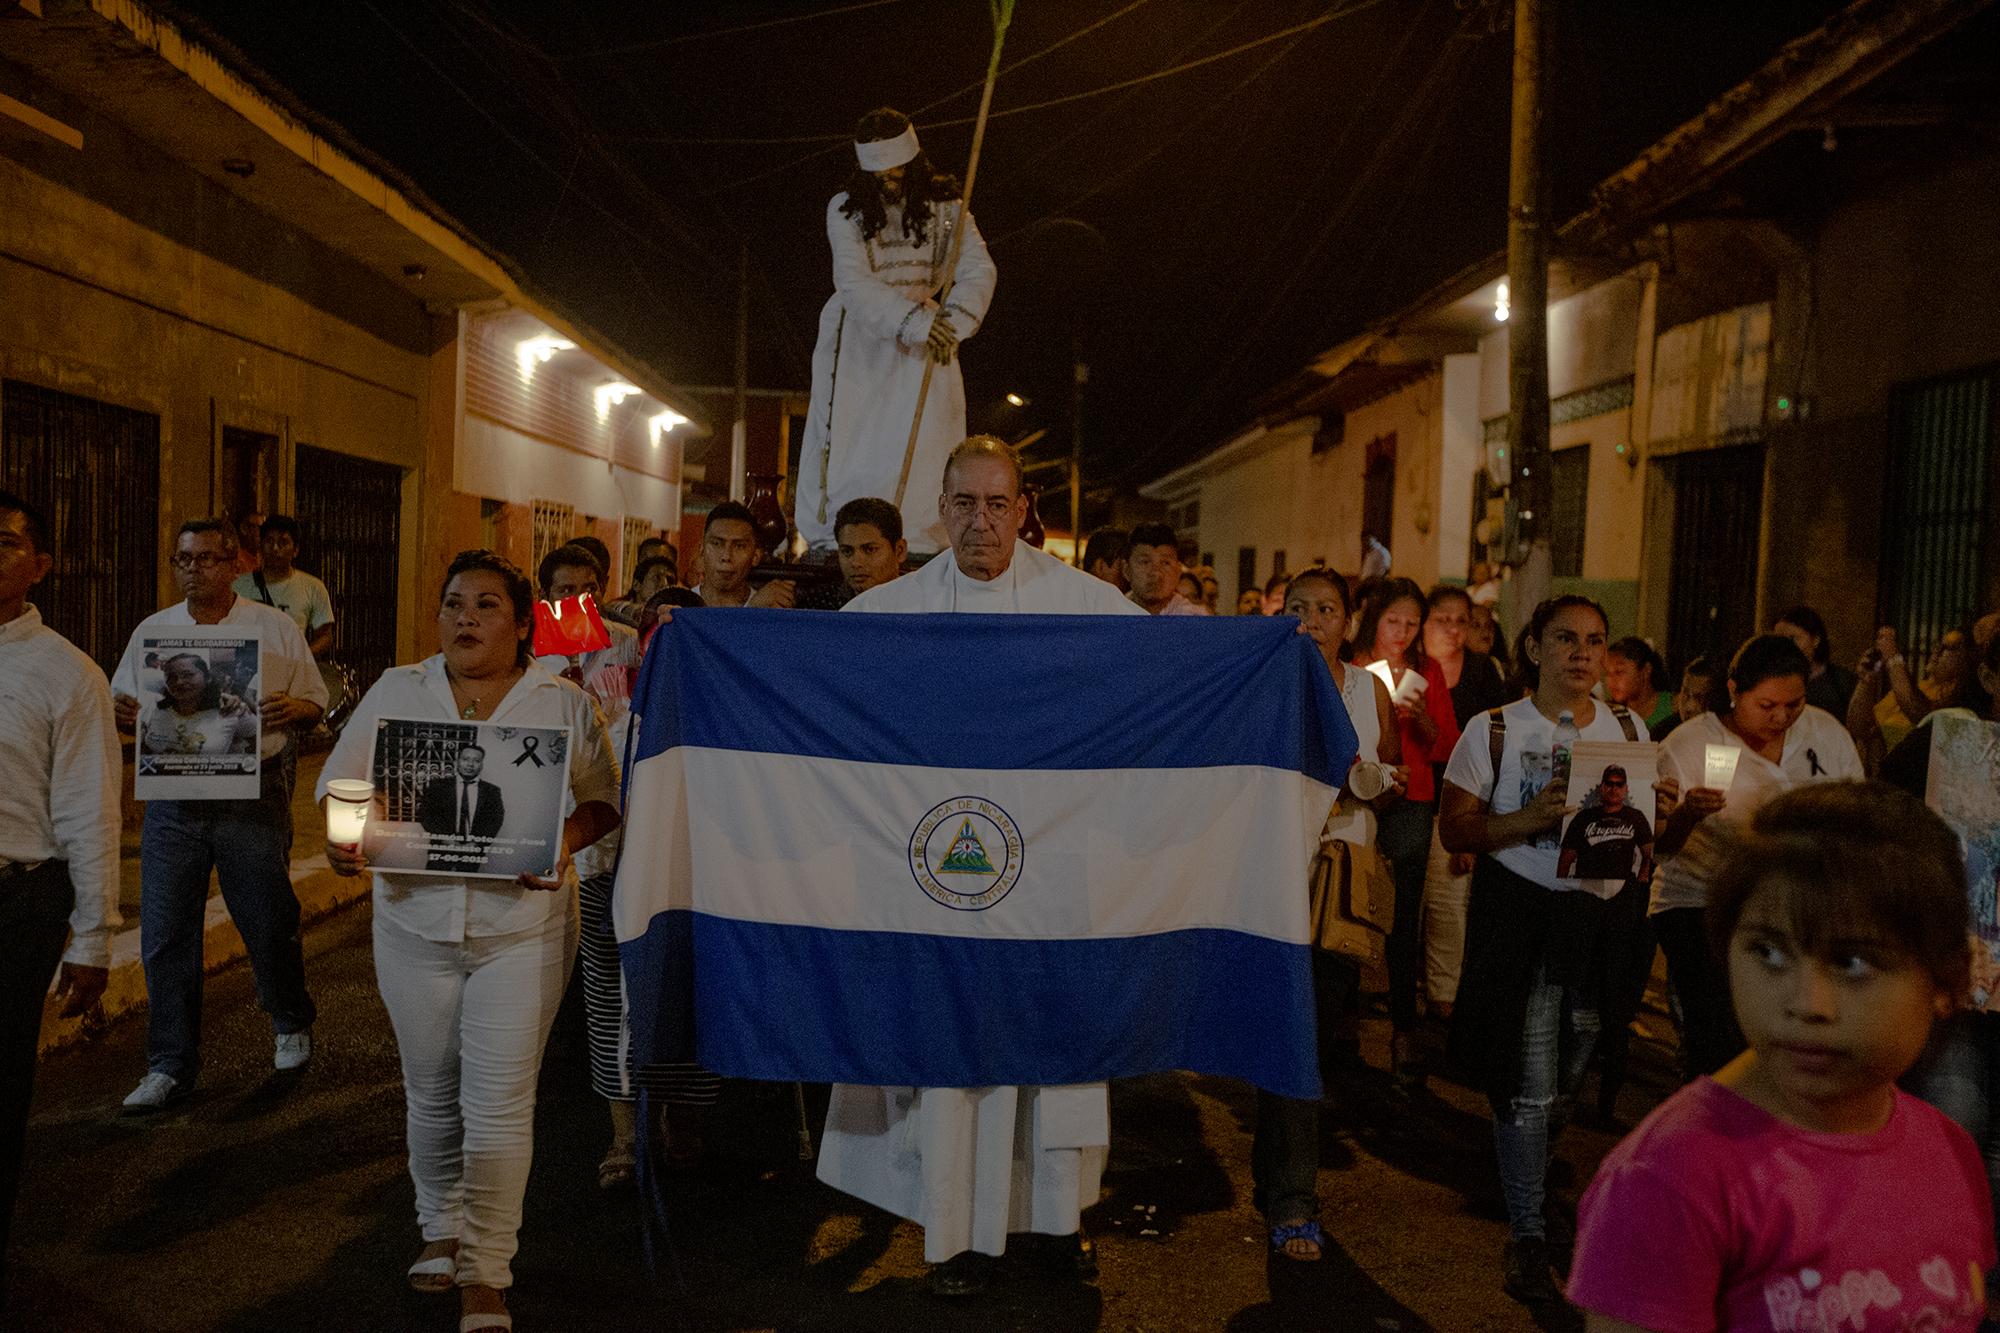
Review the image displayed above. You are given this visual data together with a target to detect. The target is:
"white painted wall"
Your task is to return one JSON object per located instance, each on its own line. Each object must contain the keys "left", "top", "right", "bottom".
{"left": 460, "top": 413, "right": 680, "bottom": 528}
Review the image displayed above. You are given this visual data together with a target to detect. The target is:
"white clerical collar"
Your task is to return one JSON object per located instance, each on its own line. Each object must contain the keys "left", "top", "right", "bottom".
{"left": 946, "top": 551, "right": 1020, "bottom": 612}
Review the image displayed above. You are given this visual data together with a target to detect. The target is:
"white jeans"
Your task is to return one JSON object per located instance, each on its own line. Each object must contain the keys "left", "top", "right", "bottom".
{"left": 373, "top": 904, "right": 577, "bottom": 1289}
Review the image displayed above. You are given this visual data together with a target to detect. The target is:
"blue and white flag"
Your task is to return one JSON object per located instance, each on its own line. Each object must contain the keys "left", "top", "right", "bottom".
{"left": 612, "top": 610, "right": 1358, "bottom": 1100}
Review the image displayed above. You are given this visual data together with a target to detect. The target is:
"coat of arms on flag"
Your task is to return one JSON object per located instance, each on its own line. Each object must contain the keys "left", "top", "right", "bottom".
{"left": 908, "top": 796, "right": 1023, "bottom": 910}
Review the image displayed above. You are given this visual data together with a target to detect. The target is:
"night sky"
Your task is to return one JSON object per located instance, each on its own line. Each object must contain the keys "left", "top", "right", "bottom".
{"left": 162, "top": 0, "right": 1849, "bottom": 492}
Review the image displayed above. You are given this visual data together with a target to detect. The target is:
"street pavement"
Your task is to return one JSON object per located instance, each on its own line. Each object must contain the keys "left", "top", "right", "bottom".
{"left": 10, "top": 905, "right": 1676, "bottom": 1332}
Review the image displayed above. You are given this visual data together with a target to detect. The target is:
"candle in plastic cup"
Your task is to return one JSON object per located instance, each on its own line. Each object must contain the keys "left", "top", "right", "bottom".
{"left": 1702, "top": 744, "right": 1741, "bottom": 792}
{"left": 325, "top": 779, "right": 373, "bottom": 847}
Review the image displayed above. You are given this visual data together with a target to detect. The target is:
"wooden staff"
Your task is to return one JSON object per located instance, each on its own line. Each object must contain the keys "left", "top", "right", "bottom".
{"left": 891, "top": 0, "right": 1017, "bottom": 509}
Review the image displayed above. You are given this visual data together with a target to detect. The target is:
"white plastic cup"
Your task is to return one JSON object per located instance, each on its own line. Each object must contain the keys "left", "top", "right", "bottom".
{"left": 1348, "top": 760, "right": 1393, "bottom": 801}
{"left": 325, "top": 779, "right": 373, "bottom": 847}
{"left": 1703, "top": 744, "right": 1741, "bottom": 793}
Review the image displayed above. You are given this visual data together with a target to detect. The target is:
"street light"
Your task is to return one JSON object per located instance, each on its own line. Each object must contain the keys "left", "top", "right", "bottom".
{"left": 1003, "top": 216, "right": 1108, "bottom": 565}
{"left": 1005, "top": 392, "right": 1030, "bottom": 408}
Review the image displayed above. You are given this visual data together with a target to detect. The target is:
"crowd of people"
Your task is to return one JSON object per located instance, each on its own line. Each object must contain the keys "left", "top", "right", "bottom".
{"left": 4, "top": 433, "right": 1999, "bottom": 1330}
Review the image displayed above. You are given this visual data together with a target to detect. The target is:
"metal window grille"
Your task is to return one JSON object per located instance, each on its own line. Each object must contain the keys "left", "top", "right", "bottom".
{"left": 294, "top": 443, "right": 402, "bottom": 695}
{"left": 621, "top": 515, "right": 654, "bottom": 591}
{"left": 1550, "top": 445, "right": 1590, "bottom": 578}
{"left": 0, "top": 379, "right": 159, "bottom": 675}
{"left": 1883, "top": 368, "right": 1994, "bottom": 671}
{"left": 530, "top": 500, "right": 575, "bottom": 582}
{"left": 1665, "top": 444, "right": 1765, "bottom": 677}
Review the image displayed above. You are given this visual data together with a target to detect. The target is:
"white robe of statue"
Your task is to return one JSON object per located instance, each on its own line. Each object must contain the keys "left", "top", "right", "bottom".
{"left": 795, "top": 193, "right": 996, "bottom": 557}
{"left": 816, "top": 541, "right": 1141, "bottom": 1261}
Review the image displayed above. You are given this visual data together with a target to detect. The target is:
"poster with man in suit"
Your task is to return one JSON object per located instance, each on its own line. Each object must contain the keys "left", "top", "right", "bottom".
{"left": 362, "top": 717, "right": 570, "bottom": 879}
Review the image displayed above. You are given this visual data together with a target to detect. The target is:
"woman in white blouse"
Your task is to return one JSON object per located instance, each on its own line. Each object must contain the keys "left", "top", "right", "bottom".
{"left": 1651, "top": 633, "right": 1862, "bottom": 1078}
{"left": 320, "top": 550, "right": 619, "bottom": 1333}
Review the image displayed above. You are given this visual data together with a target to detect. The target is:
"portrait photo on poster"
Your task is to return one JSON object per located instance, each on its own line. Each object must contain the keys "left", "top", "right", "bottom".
{"left": 363, "top": 716, "right": 572, "bottom": 880}
{"left": 1557, "top": 740, "right": 1661, "bottom": 898}
{"left": 1925, "top": 714, "right": 2000, "bottom": 1011}
{"left": 133, "top": 626, "right": 263, "bottom": 801}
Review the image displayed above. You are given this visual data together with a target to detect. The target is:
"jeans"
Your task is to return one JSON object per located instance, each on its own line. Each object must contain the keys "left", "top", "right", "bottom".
{"left": 1250, "top": 950, "right": 1360, "bottom": 1225}
{"left": 374, "top": 906, "right": 577, "bottom": 1290}
{"left": 1912, "top": 1011, "right": 2000, "bottom": 1228}
{"left": 139, "top": 762, "right": 315, "bottom": 1084}
{"left": 1376, "top": 799, "right": 1435, "bottom": 1031}
{"left": 1, "top": 863, "right": 73, "bottom": 1272}
{"left": 1654, "top": 907, "right": 1743, "bottom": 1078}
{"left": 1492, "top": 970, "right": 1599, "bottom": 1239}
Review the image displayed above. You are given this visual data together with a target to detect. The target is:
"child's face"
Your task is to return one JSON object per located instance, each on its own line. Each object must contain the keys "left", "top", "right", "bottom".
{"left": 1728, "top": 886, "right": 1950, "bottom": 1114}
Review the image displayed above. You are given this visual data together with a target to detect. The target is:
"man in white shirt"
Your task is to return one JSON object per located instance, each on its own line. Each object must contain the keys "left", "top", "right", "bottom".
{"left": 1124, "top": 522, "right": 1209, "bottom": 616}
{"left": 232, "top": 514, "right": 335, "bottom": 658}
{"left": 820, "top": 437, "right": 1141, "bottom": 1296}
{"left": 0, "top": 492, "right": 120, "bottom": 1283}
{"left": 111, "top": 519, "right": 328, "bottom": 1114}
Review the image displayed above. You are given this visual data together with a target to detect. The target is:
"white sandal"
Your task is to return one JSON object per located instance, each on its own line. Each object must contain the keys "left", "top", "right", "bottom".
{"left": 406, "top": 1251, "right": 456, "bottom": 1293}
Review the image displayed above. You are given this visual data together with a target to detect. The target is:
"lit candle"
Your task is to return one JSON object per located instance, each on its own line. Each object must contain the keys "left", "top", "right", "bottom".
{"left": 325, "top": 779, "right": 373, "bottom": 848}
{"left": 1702, "top": 744, "right": 1741, "bottom": 793}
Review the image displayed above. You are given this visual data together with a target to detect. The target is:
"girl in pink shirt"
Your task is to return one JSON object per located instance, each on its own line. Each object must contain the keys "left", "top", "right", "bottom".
{"left": 1569, "top": 782, "right": 1995, "bottom": 1332}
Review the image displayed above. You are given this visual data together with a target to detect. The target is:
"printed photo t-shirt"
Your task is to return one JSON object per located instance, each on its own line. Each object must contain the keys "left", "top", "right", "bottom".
{"left": 1441, "top": 696, "right": 1649, "bottom": 889}
{"left": 1569, "top": 1079, "right": 1996, "bottom": 1332}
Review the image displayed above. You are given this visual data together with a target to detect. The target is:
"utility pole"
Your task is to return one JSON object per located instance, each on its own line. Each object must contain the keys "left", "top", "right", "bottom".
{"left": 730, "top": 240, "right": 749, "bottom": 503}
{"left": 1070, "top": 333, "right": 1087, "bottom": 566}
{"left": 1503, "top": 0, "right": 1552, "bottom": 631}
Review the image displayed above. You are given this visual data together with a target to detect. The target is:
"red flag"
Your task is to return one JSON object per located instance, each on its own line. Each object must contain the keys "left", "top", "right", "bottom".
{"left": 532, "top": 593, "right": 612, "bottom": 658}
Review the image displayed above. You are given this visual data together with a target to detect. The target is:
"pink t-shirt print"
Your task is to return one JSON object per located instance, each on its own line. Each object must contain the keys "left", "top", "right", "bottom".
{"left": 1568, "top": 1079, "right": 1995, "bottom": 1333}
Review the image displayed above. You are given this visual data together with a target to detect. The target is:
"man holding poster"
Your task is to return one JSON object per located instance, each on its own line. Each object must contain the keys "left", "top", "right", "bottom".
{"left": 111, "top": 518, "right": 327, "bottom": 1114}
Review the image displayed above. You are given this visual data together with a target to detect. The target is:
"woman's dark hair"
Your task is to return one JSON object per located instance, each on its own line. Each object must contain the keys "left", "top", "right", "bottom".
{"left": 440, "top": 549, "right": 536, "bottom": 667}
{"left": 1706, "top": 782, "right": 1970, "bottom": 999}
{"left": 157, "top": 652, "right": 222, "bottom": 711}
{"left": 1678, "top": 655, "right": 1716, "bottom": 692}
{"left": 1353, "top": 576, "right": 1430, "bottom": 670}
{"left": 1607, "top": 636, "right": 1667, "bottom": 689}
{"left": 1506, "top": 624, "right": 1539, "bottom": 697}
{"left": 1426, "top": 584, "right": 1473, "bottom": 616}
{"left": 837, "top": 108, "right": 961, "bottom": 246}
{"left": 1772, "top": 604, "right": 1832, "bottom": 666}
{"left": 1719, "top": 634, "right": 1813, "bottom": 713}
{"left": 1526, "top": 593, "right": 1610, "bottom": 645}
{"left": 1283, "top": 567, "right": 1350, "bottom": 615}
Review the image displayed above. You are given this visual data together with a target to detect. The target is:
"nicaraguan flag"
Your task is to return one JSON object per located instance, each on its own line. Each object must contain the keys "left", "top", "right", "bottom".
{"left": 612, "top": 610, "right": 1358, "bottom": 1100}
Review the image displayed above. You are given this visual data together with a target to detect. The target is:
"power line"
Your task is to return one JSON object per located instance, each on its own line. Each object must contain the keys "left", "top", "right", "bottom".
{"left": 557, "top": 0, "right": 910, "bottom": 60}
{"left": 636, "top": 0, "right": 1372, "bottom": 148}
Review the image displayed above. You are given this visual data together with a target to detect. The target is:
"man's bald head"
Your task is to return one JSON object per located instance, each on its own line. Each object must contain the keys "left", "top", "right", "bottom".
{"left": 942, "top": 435, "right": 1023, "bottom": 500}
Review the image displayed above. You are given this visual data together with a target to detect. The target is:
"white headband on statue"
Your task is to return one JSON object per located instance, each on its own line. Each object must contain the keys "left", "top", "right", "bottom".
{"left": 854, "top": 124, "right": 920, "bottom": 172}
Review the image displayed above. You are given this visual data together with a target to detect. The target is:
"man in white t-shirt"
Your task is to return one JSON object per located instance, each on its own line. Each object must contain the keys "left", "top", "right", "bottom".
{"left": 232, "top": 515, "right": 335, "bottom": 659}
{"left": 113, "top": 518, "right": 328, "bottom": 1114}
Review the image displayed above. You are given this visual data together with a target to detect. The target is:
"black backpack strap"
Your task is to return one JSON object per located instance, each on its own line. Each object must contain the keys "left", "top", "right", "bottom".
{"left": 251, "top": 569, "right": 276, "bottom": 607}
{"left": 1609, "top": 701, "right": 1637, "bottom": 742}
{"left": 1485, "top": 706, "right": 1508, "bottom": 812}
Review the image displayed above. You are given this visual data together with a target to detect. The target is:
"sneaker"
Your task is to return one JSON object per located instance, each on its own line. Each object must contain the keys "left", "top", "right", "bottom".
{"left": 1502, "top": 1235, "right": 1562, "bottom": 1305}
{"left": 273, "top": 1030, "right": 313, "bottom": 1072}
{"left": 121, "top": 1071, "right": 187, "bottom": 1116}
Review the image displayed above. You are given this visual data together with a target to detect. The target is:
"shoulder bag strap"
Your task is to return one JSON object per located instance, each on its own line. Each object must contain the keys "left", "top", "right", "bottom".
{"left": 1609, "top": 701, "right": 1637, "bottom": 742}
{"left": 251, "top": 569, "right": 276, "bottom": 607}
{"left": 1485, "top": 706, "right": 1508, "bottom": 813}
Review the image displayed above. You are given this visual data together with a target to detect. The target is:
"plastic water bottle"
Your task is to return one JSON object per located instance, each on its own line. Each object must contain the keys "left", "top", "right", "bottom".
{"left": 1551, "top": 709, "right": 1580, "bottom": 792}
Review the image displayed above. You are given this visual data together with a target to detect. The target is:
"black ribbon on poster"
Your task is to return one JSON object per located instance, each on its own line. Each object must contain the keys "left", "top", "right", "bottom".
{"left": 513, "top": 736, "right": 544, "bottom": 767}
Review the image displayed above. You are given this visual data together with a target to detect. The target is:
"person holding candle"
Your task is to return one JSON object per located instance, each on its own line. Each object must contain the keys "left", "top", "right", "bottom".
{"left": 318, "top": 549, "right": 620, "bottom": 1333}
{"left": 1351, "top": 577, "right": 1460, "bottom": 1080}
{"left": 1650, "top": 634, "right": 1863, "bottom": 1081}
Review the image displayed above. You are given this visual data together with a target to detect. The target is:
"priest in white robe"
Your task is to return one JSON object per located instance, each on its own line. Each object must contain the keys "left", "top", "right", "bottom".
{"left": 817, "top": 435, "right": 1141, "bottom": 1296}
{"left": 795, "top": 108, "right": 997, "bottom": 559}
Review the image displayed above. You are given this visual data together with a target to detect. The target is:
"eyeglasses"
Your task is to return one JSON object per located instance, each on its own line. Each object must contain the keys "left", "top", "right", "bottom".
{"left": 170, "top": 553, "right": 232, "bottom": 570}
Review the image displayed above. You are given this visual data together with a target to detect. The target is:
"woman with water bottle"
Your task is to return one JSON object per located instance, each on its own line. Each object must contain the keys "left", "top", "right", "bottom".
{"left": 1436, "top": 595, "right": 1661, "bottom": 1306}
